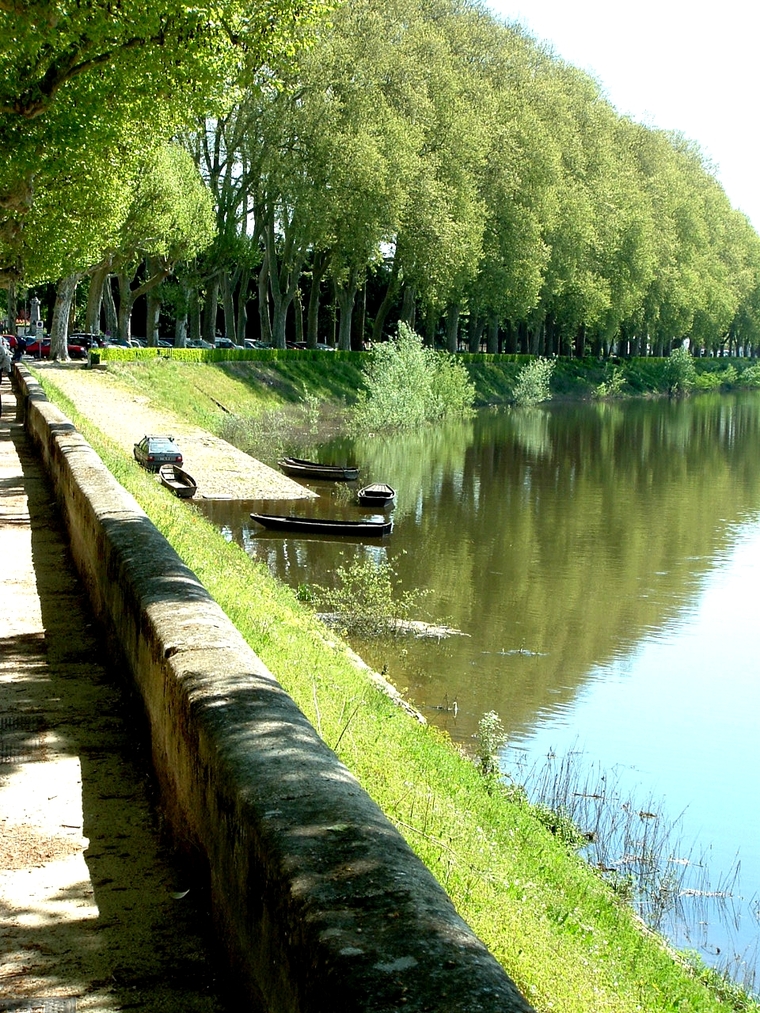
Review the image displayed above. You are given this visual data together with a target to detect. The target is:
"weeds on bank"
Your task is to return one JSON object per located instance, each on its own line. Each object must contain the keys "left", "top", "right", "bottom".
{"left": 300, "top": 555, "right": 427, "bottom": 637}
{"left": 39, "top": 373, "right": 759, "bottom": 1013}
{"left": 512, "top": 357, "right": 556, "bottom": 406}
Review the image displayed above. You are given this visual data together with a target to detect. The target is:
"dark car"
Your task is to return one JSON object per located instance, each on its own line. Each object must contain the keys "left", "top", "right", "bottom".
{"left": 133, "top": 434, "right": 183, "bottom": 471}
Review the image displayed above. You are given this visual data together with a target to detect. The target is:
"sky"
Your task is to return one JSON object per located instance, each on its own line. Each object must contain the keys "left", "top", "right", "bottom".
{"left": 486, "top": 0, "right": 760, "bottom": 231}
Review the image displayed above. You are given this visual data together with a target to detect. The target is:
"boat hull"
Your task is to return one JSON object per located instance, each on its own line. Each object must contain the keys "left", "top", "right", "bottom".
{"left": 159, "top": 464, "right": 197, "bottom": 499}
{"left": 278, "top": 457, "right": 359, "bottom": 482}
{"left": 250, "top": 513, "right": 391, "bottom": 537}
{"left": 357, "top": 483, "right": 396, "bottom": 507}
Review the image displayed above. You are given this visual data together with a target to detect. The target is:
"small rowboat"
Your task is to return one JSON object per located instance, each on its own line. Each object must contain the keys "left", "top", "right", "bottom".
{"left": 159, "top": 463, "right": 197, "bottom": 499}
{"left": 358, "top": 483, "right": 396, "bottom": 508}
{"left": 250, "top": 513, "right": 392, "bottom": 537}
{"left": 278, "top": 456, "right": 359, "bottom": 482}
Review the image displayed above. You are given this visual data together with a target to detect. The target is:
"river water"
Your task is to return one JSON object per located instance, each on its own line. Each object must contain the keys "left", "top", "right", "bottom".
{"left": 199, "top": 391, "right": 760, "bottom": 987}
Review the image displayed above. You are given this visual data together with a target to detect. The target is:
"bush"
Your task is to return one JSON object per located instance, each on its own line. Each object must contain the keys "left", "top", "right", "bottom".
{"left": 512, "top": 356, "right": 556, "bottom": 405}
{"left": 352, "top": 323, "right": 475, "bottom": 432}
{"left": 305, "top": 556, "right": 425, "bottom": 637}
{"left": 665, "top": 345, "right": 696, "bottom": 393}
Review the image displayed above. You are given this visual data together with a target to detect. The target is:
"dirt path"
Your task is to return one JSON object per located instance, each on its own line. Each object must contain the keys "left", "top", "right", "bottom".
{"left": 34, "top": 362, "right": 314, "bottom": 501}
{"left": 0, "top": 384, "right": 231, "bottom": 1011}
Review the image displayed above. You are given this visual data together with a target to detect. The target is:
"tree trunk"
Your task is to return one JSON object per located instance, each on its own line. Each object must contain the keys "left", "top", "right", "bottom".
{"left": 400, "top": 285, "right": 416, "bottom": 329}
{"left": 85, "top": 263, "right": 110, "bottom": 336}
{"left": 575, "top": 324, "right": 586, "bottom": 359}
{"left": 424, "top": 307, "right": 437, "bottom": 347}
{"left": 486, "top": 315, "right": 499, "bottom": 355}
{"left": 358, "top": 280, "right": 367, "bottom": 351}
{"left": 294, "top": 288, "right": 303, "bottom": 345}
{"left": 221, "top": 272, "right": 236, "bottom": 343}
{"left": 235, "top": 267, "right": 250, "bottom": 346}
{"left": 50, "top": 274, "right": 81, "bottom": 360}
{"left": 189, "top": 287, "right": 201, "bottom": 344}
{"left": 103, "top": 276, "right": 117, "bottom": 340}
{"left": 371, "top": 257, "right": 400, "bottom": 344}
{"left": 7, "top": 281, "right": 16, "bottom": 336}
{"left": 116, "top": 272, "right": 134, "bottom": 341}
{"left": 445, "top": 304, "right": 460, "bottom": 354}
{"left": 202, "top": 275, "right": 219, "bottom": 343}
{"left": 258, "top": 250, "right": 272, "bottom": 345}
{"left": 518, "top": 320, "right": 528, "bottom": 354}
{"left": 335, "top": 274, "right": 360, "bottom": 351}
{"left": 306, "top": 250, "right": 330, "bottom": 349}
{"left": 264, "top": 213, "right": 302, "bottom": 350}
{"left": 145, "top": 263, "right": 161, "bottom": 346}
{"left": 468, "top": 314, "right": 484, "bottom": 354}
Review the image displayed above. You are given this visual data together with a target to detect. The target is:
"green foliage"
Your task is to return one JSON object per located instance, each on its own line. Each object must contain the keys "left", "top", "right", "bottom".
{"left": 737, "top": 363, "right": 760, "bottom": 387}
{"left": 306, "top": 556, "right": 425, "bottom": 636}
{"left": 665, "top": 345, "right": 697, "bottom": 394}
{"left": 593, "top": 365, "right": 626, "bottom": 399}
{"left": 694, "top": 364, "right": 738, "bottom": 389}
{"left": 512, "top": 356, "right": 556, "bottom": 406}
{"left": 476, "top": 710, "right": 508, "bottom": 779}
{"left": 532, "top": 803, "right": 586, "bottom": 850}
{"left": 353, "top": 323, "right": 475, "bottom": 432}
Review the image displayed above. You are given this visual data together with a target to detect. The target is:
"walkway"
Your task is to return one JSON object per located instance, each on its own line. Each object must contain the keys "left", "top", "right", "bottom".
{"left": 0, "top": 383, "right": 230, "bottom": 1013}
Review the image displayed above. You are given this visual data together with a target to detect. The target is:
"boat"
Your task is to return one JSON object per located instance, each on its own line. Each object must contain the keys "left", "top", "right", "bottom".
{"left": 357, "top": 483, "right": 396, "bottom": 507}
{"left": 278, "top": 457, "right": 359, "bottom": 482}
{"left": 159, "top": 463, "right": 197, "bottom": 499}
{"left": 250, "top": 513, "right": 392, "bottom": 536}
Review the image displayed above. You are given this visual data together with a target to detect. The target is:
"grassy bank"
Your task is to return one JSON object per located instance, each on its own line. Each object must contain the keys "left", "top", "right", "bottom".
{"left": 97, "top": 348, "right": 760, "bottom": 424}
{"left": 37, "top": 365, "right": 759, "bottom": 1013}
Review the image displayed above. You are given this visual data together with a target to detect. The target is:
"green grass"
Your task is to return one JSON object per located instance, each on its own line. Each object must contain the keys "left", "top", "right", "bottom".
{"left": 37, "top": 367, "right": 758, "bottom": 1013}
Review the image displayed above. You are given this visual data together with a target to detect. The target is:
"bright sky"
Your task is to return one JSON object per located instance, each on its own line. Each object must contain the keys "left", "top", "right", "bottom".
{"left": 487, "top": 0, "right": 760, "bottom": 232}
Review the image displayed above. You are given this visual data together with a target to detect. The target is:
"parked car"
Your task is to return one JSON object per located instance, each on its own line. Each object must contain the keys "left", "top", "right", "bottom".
{"left": 133, "top": 434, "right": 183, "bottom": 471}
{"left": 69, "top": 332, "right": 105, "bottom": 349}
{"left": 214, "top": 337, "right": 235, "bottom": 348}
{"left": 24, "top": 336, "right": 86, "bottom": 359}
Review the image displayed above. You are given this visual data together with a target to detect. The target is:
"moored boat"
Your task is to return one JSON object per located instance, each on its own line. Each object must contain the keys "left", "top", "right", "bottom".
{"left": 250, "top": 512, "right": 392, "bottom": 536}
{"left": 278, "top": 456, "right": 359, "bottom": 481}
{"left": 357, "top": 482, "right": 396, "bottom": 507}
{"left": 159, "top": 463, "right": 197, "bottom": 499}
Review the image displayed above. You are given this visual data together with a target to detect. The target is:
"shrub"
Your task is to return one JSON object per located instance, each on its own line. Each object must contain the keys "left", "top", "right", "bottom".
{"left": 476, "top": 710, "right": 508, "bottom": 779}
{"left": 352, "top": 323, "right": 475, "bottom": 432}
{"left": 512, "top": 356, "right": 555, "bottom": 405}
{"left": 305, "top": 556, "right": 425, "bottom": 636}
{"left": 665, "top": 345, "right": 696, "bottom": 393}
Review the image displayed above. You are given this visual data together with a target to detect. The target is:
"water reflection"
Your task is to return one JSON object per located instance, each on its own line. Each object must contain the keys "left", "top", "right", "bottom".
{"left": 197, "top": 391, "right": 760, "bottom": 980}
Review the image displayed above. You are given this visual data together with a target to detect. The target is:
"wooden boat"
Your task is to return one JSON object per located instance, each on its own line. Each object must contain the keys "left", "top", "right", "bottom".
{"left": 357, "top": 483, "right": 396, "bottom": 507}
{"left": 278, "top": 456, "right": 359, "bottom": 482}
{"left": 159, "top": 463, "right": 197, "bottom": 499}
{"left": 250, "top": 513, "right": 392, "bottom": 536}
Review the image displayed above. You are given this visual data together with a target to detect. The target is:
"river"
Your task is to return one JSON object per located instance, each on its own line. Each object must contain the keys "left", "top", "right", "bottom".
{"left": 199, "top": 390, "right": 760, "bottom": 989}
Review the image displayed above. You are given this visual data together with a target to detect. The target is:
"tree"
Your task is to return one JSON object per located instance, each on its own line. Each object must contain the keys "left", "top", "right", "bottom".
{"left": 0, "top": 0, "right": 327, "bottom": 283}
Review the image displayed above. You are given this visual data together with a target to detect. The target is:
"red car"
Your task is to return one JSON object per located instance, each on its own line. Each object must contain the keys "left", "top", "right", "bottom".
{"left": 25, "top": 337, "right": 87, "bottom": 360}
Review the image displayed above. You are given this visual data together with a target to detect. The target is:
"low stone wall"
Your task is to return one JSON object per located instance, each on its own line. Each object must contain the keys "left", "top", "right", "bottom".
{"left": 17, "top": 364, "right": 534, "bottom": 1013}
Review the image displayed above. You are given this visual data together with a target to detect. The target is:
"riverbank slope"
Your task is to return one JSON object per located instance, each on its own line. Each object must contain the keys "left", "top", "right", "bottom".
{"left": 33, "top": 360, "right": 757, "bottom": 1013}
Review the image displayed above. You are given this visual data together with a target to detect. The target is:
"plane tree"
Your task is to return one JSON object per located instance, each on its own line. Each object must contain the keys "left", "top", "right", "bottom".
{"left": 0, "top": 0, "right": 326, "bottom": 285}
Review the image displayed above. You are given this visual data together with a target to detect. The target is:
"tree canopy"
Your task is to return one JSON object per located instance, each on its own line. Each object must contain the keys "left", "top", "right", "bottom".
{"left": 5, "top": 0, "right": 760, "bottom": 359}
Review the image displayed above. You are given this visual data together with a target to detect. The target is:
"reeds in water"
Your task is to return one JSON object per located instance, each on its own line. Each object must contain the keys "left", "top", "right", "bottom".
{"left": 507, "top": 745, "right": 758, "bottom": 996}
